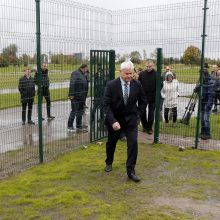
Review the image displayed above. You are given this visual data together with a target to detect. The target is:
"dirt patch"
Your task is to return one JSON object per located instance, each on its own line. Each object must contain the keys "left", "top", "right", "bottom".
{"left": 153, "top": 196, "right": 220, "bottom": 219}
{"left": 138, "top": 131, "right": 220, "bottom": 151}
{"left": 138, "top": 131, "right": 154, "bottom": 144}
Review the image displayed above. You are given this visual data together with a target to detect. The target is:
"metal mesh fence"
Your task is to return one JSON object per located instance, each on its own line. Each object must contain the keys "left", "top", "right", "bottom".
{"left": 112, "top": 0, "right": 220, "bottom": 150}
{"left": 0, "top": 0, "right": 113, "bottom": 177}
{"left": 1, "top": 0, "right": 220, "bottom": 177}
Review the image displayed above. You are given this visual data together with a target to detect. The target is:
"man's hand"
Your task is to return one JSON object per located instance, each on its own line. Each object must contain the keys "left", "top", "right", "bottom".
{"left": 112, "top": 122, "right": 121, "bottom": 131}
{"left": 69, "top": 96, "right": 74, "bottom": 100}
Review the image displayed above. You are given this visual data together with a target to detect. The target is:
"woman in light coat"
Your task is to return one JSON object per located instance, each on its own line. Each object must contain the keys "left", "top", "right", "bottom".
{"left": 161, "top": 71, "right": 179, "bottom": 127}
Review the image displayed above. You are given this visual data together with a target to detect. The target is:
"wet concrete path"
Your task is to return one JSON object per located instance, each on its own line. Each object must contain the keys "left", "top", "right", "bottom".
{"left": 0, "top": 82, "right": 201, "bottom": 153}
{"left": 0, "top": 99, "right": 90, "bottom": 153}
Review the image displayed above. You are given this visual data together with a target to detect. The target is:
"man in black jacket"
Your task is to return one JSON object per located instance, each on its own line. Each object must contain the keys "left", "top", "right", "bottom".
{"left": 103, "top": 61, "right": 146, "bottom": 182}
{"left": 67, "top": 64, "right": 89, "bottom": 132}
{"left": 34, "top": 63, "right": 55, "bottom": 120}
{"left": 18, "top": 68, "right": 35, "bottom": 125}
{"left": 138, "top": 60, "right": 157, "bottom": 134}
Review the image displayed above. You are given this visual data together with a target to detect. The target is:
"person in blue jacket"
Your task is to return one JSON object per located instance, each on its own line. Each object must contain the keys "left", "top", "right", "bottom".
{"left": 200, "top": 67, "right": 216, "bottom": 140}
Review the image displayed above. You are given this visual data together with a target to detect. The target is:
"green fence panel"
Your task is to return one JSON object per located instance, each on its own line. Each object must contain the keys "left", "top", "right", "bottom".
{"left": 90, "top": 50, "right": 115, "bottom": 142}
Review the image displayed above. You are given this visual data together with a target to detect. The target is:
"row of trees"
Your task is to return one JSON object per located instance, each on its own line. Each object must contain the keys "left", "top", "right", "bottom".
{"left": 116, "top": 46, "right": 202, "bottom": 65}
{"left": 1, "top": 44, "right": 220, "bottom": 67}
{"left": 116, "top": 45, "right": 220, "bottom": 67}
{"left": 0, "top": 44, "right": 83, "bottom": 67}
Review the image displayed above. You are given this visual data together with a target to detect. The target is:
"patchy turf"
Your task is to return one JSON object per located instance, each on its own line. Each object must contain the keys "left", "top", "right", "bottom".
{"left": 0, "top": 141, "right": 220, "bottom": 220}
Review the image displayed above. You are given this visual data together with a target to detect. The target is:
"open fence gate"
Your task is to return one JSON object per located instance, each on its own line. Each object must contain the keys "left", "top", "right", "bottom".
{"left": 90, "top": 50, "right": 115, "bottom": 142}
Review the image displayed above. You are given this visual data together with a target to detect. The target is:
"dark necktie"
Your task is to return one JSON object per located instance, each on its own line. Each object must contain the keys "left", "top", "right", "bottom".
{"left": 124, "top": 83, "right": 128, "bottom": 104}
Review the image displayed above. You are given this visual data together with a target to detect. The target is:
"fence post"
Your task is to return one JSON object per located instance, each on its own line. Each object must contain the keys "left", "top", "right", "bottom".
{"left": 195, "top": 0, "right": 208, "bottom": 149}
{"left": 35, "top": 0, "right": 43, "bottom": 162}
{"left": 109, "top": 50, "right": 115, "bottom": 80}
{"left": 154, "top": 48, "right": 162, "bottom": 144}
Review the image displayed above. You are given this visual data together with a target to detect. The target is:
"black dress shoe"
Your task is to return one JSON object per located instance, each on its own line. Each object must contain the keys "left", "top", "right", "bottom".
{"left": 128, "top": 173, "right": 141, "bottom": 182}
{"left": 200, "top": 134, "right": 211, "bottom": 140}
{"left": 120, "top": 136, "right": 127, "bottom": 141}
{"left": 28, "top": 120, "right": 35, "bottom": 125}
{"left": 22, "top": 121, "right": 25, "bottom": 125}
{"left": 48, "top": 116, "right": 55, "bottom": 120}
{"left": 105, "top": 164, "right": 112, "bottom": 172}
{"left": 77, "top": 125, "right": 88, "bottom": 129}
{"left": 147, "top": 129, "right": 153, "bottom": 135}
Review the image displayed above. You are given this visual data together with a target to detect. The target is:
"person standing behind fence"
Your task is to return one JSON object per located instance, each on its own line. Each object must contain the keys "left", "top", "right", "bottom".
{"left": 198, "top": 67, "right": 216, "bottom": 140}
{"left": 18, "top": 68, "right": 35, "bottom": 125}
{"left": 84, "top": 69, "right": 90, "bottom": 109}
{"left": 161, "top": 71, "right": 179, "bottom": 127}
{"left": 213, "top": 69, "right": 220, "bottom": 113}
{"left": 138, "top": 60, "right": 156, "bottom": 134}
{"left": 211, "top": 65, "right": 219, "bottom": 113}
{"left": 34, "top": 63, "right": 55, "bottom": 120}
{"left": 67, "top": 64, "right": 89, "bottom": 132}
{"left": 133, "top": 67, "right": 143, "bottom": 80}
{"left": 103, "top": 61, "right": 146, "bottom": 182}
{"left": 160, "top": 66, "right": 177, "bottom": 120}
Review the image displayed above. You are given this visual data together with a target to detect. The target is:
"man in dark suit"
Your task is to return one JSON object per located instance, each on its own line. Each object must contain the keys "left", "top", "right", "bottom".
{"left": 138, "top": 60, "right": 157, "bottom": 134}
{"left": 18, "top": 68, "right": 36, "bottom": 125}
{"left": 34, "top": 63, "right": 55, "bottom": 120}
{"left": 67, "top": 64, "right": 89, "bottom": 132}
{"left": 103, "top": 61, "right": 146, "bottom": 182}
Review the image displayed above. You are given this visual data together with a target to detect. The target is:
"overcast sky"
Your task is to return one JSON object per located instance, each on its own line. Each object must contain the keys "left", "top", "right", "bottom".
{"left": 74, "top": 0, "right": 193, "bottom": 10}
{"left": 1, "top": 0, "right": 220, "bottom": 59}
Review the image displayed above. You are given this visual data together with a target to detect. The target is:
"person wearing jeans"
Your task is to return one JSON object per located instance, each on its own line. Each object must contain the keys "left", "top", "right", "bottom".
{"left": 200, "top": 68, "right": 216, "bottom": 139}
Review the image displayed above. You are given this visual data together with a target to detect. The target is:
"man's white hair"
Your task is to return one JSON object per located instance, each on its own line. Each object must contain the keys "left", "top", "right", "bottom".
{"left": 120, "top": 61, "right": 134, "bottom": 70}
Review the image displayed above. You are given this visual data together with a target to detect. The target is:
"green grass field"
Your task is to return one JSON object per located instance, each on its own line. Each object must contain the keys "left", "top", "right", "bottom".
{"left": 0, "top": 88, "right": 69, "bottom": 109}
{"left": 0, "top": 141, "right": 220, "bottom": 219}
{"left": 0, "top": 63, "right": 200, "bottom": 89}
{"left": 160, "top": 114, "right": 220, "bottom": 140}
{"left": 0, "top": 72, "right": 72, "bottom": 89}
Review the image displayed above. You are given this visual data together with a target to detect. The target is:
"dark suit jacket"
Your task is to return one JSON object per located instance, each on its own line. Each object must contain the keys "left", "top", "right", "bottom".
{"left": 69, "top": 69, "right": 88, "bottom": 101}
{"left": 103, "top": 78, "right": 146, "bottom": 126}
{"left": 34, "top": 68, "right": 50, "bottom": 88}
{"left": 18, "top": 75, "right": 35, "bottom": 103}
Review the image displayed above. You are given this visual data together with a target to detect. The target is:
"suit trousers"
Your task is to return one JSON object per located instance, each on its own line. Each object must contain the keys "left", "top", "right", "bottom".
{"left": 141, "top": 100, "right": 155, "bottom": 131}
{"left": 22, "top": 98, "right": 34, "bottom": 122}
{"left": 42, "top": 87, "right": 51, "bottom": 117}
{"left": 105, "top": 116, "right": 138, "bottom": 175}
{"left": 67, "top": 99, "right": 85, "bottom": 128}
